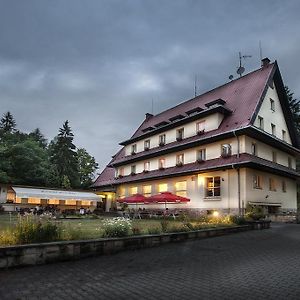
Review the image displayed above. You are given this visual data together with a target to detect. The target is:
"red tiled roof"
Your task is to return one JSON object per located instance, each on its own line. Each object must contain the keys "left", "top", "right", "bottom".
{"left": 92, "top": 153, "right": 299, "bottom": 188}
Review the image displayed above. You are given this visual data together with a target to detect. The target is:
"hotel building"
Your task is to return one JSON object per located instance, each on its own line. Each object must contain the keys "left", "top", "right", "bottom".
{"left": 92, "top": 59, "right": 299, "bottom": 214}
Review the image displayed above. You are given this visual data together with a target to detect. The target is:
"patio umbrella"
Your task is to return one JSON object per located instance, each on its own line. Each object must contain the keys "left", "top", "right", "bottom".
{"left": 116, "top": 194, "right": 147, "bottom": 211}
{"left": 147, "top": 192, "right": 190, "bottom": 209}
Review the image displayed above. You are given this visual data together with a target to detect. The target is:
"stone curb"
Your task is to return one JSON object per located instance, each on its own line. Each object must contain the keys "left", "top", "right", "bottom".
{"left": 0, "top": 225, "right": 258, "bottom": 269}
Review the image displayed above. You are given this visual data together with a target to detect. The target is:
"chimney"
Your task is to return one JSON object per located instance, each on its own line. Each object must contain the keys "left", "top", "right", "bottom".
{"left": 261, "top": 57, "right": 270, "bottom": 68}
{"left": 145, "top": 113, "right": 153, "bottom": 120}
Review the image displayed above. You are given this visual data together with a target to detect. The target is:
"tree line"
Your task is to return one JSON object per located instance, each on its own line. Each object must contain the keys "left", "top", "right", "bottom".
{"left": 0, "top": 112, "right": 98, "bottom": 189}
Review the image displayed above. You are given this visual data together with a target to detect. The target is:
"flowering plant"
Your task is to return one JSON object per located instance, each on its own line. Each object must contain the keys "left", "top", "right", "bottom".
{"left": 102, "top": 217, "right": 132, "bottom": 237}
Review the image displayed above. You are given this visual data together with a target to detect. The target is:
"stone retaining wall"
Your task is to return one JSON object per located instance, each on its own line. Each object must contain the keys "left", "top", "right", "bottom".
{"left": 0, "top": 225, "right": 254, "bottom": 269}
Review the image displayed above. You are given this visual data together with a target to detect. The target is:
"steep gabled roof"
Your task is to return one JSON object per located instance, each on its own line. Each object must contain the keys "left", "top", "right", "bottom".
{"left": 93, "top": 61, "right": 298, "bottom": 188}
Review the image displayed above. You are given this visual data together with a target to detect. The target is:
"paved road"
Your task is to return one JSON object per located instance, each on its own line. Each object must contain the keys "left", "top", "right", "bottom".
{"left": 1, "top": 223, "right": 300, "bottom": 300}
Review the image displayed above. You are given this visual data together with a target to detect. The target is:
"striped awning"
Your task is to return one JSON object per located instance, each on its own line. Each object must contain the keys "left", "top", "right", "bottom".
{"left": 248, "top": 201, "right": 281, "bottom": 207}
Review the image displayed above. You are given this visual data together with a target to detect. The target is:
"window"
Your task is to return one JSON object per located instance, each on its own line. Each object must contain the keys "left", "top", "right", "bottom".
{"left": 131, "top": 165, "right": 136, "bottom": 174}
{"left": 258, "top": 116, "right": 264, "bottom": 130}
{"left": 197, "top": 149, "right": 206, "bottom": 161}
{"left": 119, "top": 187, "right": 126, "bottom": 199}
{"left": 142, "top": 185, "right": 152, "bottom": 197}
{"left": 251, "top": 143, "right": 257, "bottom": 156}
{"left": 288, "top": 157, "right": 292, "bottom": 168}
{"left": 271, "top": 123, "right": 276, "bottom": 136}
{"left": 282, "top": 130, "right": 286, "bottom": 141}
{"left": 175, "top": 181, "right": 187, "bottom": 197}
{"left": 159, "top": 134, "right": 166, "bottom": 146}
{"left": 221, "top": 144, "right": 232, "bottom": 157}
{"left": 176, "top": 154, "right": 184, "bottom": 166}
{"left": 158, "top": 183, "right": 168, "bottom": 193}
{"left": 196, "top": 121, "right": 205, "bottom": 134}
{"left": 117, "top": 167, "right": 124, "bottom": 177}
{"left": 282, "top": 180, "right": 287, "bottom": 193}
{"left": 270, "top": 98, "right": 275, "bottom": 111}
{"left": 272, "top": 151, "right": 277, "bottom": 163}
{"left": 269, "top": 178, "right": 276, "bottom": 191}
{"left": 158, "top": 158, "right": 166, "bottom": 169}
{"left": 144, "top": 139, "right": 150, "bottom": 150}
{"left": 131, "top": 144, "right": 137, "bottom": 155}
{"left": 176, "top": 128, "right": 184, "bottom": 141}
{"left": 144, "top": 161, "right": 150, "bottom": 172}
{"left": 130, "top": 186, "right": 138, "bottom": 195}
{"left": 205, "top": 177, "right": 221, "bottom": 197}
{"left": 253, "top": 175, "right": 262, "bottom": 189}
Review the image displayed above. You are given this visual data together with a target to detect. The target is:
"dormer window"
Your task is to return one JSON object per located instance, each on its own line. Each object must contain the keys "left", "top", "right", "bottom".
{"left": 221, "top": 144, "right": 232, "bottom": 157}
{"left": 270, "top": 98, "right": 275, "bottom": 111}
{"left": 176, "top": 128, "right": 184, "bottom": 141}
{"left": 251, "top": 143, "right": 257, "bottom": 156}
{"left": 144, "top": 139, "right": 150, "bottom": 151}
{"left": 131, "top": 144, "right": 137, "bottom": 155}
{"left": 117, "top": 167, "right": 124, "bottom": 178}
{"left": 288, "top": 157, "right": 292, "bottom": 168}
{"left": 159, "top": 134, "right": 166, "bottom": 146}
{"left": 144, "top": 161, "right": 150, "bottom": 172}
{"left": 197, "top": 149, "right": 206, "bottom": 162}
{"left": 272, "top": 151, "right": 277, "bottom": 163}
{"left": 158, "top": 158, "right": 166, "bottom": 169}
{"left": 196, "top": 121, "right": 205, "bottom": 135}
{"left": 282, "top": 130, "right": 286, "bottom": 141}
{"left": 176, "top": 154, "right": 184, "bottom": 166}
{"left": 131, "top": 165, "right": 136, "bottom": 175}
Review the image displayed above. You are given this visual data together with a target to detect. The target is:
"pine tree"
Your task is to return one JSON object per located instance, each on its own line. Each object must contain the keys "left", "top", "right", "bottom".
{"left": 285, "top": 86, "right": 300, "bottom": 134}
{"left": 0, "top": 111, "right": 16, "bottom": 134}
{"left": 49, "top": 120, "right": 79, "bottom": 188}
{"left": 29, "top": 128, "right": 48, "bottom": 148}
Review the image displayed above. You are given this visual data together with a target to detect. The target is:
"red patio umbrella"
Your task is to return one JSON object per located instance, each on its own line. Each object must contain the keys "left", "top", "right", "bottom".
{"left": 147, "top": 192, "right": 190, "bottom": 208}
{"left": 116, "top": 194, "right": 147, "bottom": 204}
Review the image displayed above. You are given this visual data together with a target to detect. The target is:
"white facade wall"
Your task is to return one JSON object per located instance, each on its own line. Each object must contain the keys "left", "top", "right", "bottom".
{"left": 125, "top": 112, "right": 224, "bottom": 155}
{"left": 254, "top": 84, "right": 292, "bottom": 144}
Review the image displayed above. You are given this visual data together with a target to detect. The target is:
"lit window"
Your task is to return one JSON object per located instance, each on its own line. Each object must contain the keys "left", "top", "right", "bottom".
{"left": 221, "top": 144, "right": 232, "bottom": 157}
{"left": 288, "top": 157, "right": 292, "bottom": 168}
{"left": 119, "top": 187, "right": 126, "bottom": 198}
{"left": 158, "top": 183, "right": 168, "bottom": 192}
{"left": 176, "top": 154, "right": 184, "bottom": 165}
{"left": 282, "top": 181, "right": 287, "bottom": 193}
{"left": 28, "top": 198, "right": 41, "bottom": 204}
{"left": 282, "top": 130, "right": 286, "bottom": 141}
{"left": 176, "top": 128, "right": 184, "bottom": 141}
{"left": 251, "top": 143, "right": 257, "bottom": 155}
{"left": 48, "top": 199, "right": 59, "bottom": 205}
{"left": 258, "top": 116, "right": 264, "bottom": 130}
{"left": 142, "top": 185, "right": 152, "bottom": 197}
{"left": 271, "top": 123, "right": 276, "bottom": 136}
{"left": 119, "top": 167, "right": 124, "bottom": 176}
{"left": 159, "top": 134, "right": 166, "bottom": 146}
{"left": 158, "top": 158, "right": 166, "bottom": 169}
{"left": 205, "top": 177, "right": 221, "bottom": 197}
{"left": 175, "top": 181, "right": 187, "bottom": 197}
{"left": 253, "top": 175, "right": 262, "bottom": 189}
{"left": 196, "top": 121, "right": 205, "bottom": 134}
{"left": 131, "top": 144, "right": 137, "bottom": 155}
{"left": 130, "top": 186, "right": 138, "bottom": 195}
{"left": 269, "top": 178, "right": 276, "bottom": 191}
{"left": 270, "top": 98, "right": 275, "bottom": 111}
{"left": 197, "top": 149, "right": 206, "bottom": 161}
{"left": 65, "top": 200, "right": 77, "bottom": 205}
{"left": 131, "top": 165, "right": 136, "bottom": 174}
{"left": 144, "top": 161, "right": 150, "bottom": 172}
{"left": 144, "top": 140, "right": 150, "bottom": 150}
{"left": 272, "top": 151, "right": 277, "bottom": 163}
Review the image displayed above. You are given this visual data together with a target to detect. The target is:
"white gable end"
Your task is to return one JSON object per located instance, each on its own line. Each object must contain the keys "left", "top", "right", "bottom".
{"left": 254, "top": 83, "right": 292, "bottom": 145}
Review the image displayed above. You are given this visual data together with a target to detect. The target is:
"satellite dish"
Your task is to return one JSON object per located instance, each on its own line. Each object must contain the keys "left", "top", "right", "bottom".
{"left": 229, "top": 75, "right": 234, "bottom": 80}
{"left": 237, "top": 66, "right": 245, "bottom": 76}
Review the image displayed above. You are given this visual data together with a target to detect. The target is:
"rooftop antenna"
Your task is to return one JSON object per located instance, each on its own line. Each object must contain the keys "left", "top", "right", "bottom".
{"left": 237, "top": 51, "right": 252, "bottom": 77}
{"left": 259, "top": 40, "right": 263, "bottom": 62}
{"left": 194, "top": 75, "right": 197, "bottom": 97}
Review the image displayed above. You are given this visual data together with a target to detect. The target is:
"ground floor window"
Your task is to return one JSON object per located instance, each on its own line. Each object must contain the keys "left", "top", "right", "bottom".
{"left": 205, "top": 177, "right": 221, "bottom": 197}
{"left": 130, "top": 186, "right": 138, "bottom": 195}
{"left": 175, "top": 181, "right": 187, "bottom": 197}
{"left": 269, "top": 178, "right": 276, "bottom": 191}
{"left": 158, "top": 183, "right": 168, "bottom": 193}
{"left": 142, "top": 185, "right": 152, "bottom": 197}
{"left": 253, "top": 175, "right": 262, "bottom": 189}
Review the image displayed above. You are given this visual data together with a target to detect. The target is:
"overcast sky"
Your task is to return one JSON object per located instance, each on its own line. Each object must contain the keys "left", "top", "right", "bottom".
{"left": 1, "top": 0, "right": 300, "bottom": 173}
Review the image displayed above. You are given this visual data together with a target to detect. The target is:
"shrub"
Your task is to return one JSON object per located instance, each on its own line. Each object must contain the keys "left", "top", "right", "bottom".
{"left": 166, "top": 225, "right": 190, "bottom": 233}
{"left": 160, "top": 219, "right": 169, "bottom": 232}
{"left": 147, "top": 227, "right": 162, "bottom": 235}
{"left": 62, "top": 224, "right": 84, "bottom": 240}
{"left": 229, "top": 215, "right": 247, "bottom": 225}
{"left": 245, "top": 204, "right": 265, "bottom": 220}
{"left": 102, "top": 217, "right": 132, "bottom": 237}
{"left": 13, "top": 215, "right": 61, "bottom": 244}
{"left": 0, "top": 229, "right": 17, "bottom": 245}
{"left": 131, "top": 225, "right": 142, "bottom": 235}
